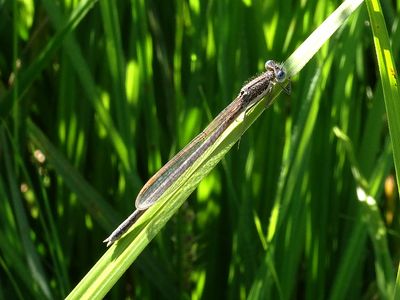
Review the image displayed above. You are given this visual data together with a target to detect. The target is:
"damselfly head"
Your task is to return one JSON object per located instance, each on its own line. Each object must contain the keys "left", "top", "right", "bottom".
{"left": 265, "top": 60, "right": 286, "bottom": 83}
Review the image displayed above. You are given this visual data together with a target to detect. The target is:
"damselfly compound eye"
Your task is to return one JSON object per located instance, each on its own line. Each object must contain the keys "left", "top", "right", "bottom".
{"left": 265, "top": 60, "right": 275, "bottom": 70}
{"left": 275, "top": 69, "right": 286, "bottom": 82}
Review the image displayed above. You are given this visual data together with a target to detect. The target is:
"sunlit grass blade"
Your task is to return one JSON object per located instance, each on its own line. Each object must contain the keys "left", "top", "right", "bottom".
{"left": 284, "top": 0, "right": 364, "bottom": 76}
{"left": 365, "top": 0, "right": 400, "bottom": 195}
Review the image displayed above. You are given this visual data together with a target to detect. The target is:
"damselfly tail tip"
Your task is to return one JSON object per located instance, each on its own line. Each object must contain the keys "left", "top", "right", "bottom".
{"left": 103, "top": 236, "right": 115, "bottom": 247}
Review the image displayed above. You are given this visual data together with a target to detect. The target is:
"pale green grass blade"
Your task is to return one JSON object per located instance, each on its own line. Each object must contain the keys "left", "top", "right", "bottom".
{"left": 365, "top": 0, "right": 400, "bottom": 195}
{"left": 284, "top": 0, "right": 364, "bottom": 76}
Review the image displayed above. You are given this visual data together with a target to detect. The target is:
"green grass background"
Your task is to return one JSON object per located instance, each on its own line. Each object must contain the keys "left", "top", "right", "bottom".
{"left": 0, "top": 0, "right": 399, "bottom": 299}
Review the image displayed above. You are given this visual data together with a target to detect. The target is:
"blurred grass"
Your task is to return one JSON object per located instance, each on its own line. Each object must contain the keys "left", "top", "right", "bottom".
{"left": 0, "top": 0, "right": 399, "bottom": 299}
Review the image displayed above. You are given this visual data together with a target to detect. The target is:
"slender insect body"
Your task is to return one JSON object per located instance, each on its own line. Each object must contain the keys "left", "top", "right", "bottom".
{"left": 104, "top": 60, "right": 288, "bottom": 246}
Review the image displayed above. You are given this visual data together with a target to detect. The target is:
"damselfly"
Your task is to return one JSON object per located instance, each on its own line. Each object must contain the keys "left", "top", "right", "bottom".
{"left": 104, "top": 60, "right": 288, "bottom": 246}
